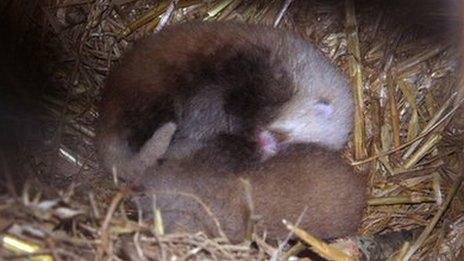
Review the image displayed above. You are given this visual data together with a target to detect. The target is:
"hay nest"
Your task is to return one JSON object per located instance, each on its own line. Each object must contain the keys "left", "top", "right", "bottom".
{"left": 1, "top": 0, "right": 463, "bottom": 260}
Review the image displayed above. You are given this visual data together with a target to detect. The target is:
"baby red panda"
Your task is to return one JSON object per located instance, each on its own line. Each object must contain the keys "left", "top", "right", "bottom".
{"left": 97, "top": 22, "right": 353, "bottom": 178}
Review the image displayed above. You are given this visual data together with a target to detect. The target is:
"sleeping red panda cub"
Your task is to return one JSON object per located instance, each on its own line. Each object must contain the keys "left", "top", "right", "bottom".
{"left": 97, "top": 22, "right": 353, "bottom": 178}
{"left": 136, "top": 123, "right": 366, "bottom": 244}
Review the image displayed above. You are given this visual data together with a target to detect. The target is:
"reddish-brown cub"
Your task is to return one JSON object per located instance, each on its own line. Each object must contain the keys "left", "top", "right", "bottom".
{"left": 140, "top": 140, "right": 366, "bottom": 244}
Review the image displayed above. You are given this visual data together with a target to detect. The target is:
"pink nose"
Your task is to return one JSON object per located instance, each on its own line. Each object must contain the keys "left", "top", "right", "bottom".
{"left": 258, "top": 130, "right": 278, "bottom": 157}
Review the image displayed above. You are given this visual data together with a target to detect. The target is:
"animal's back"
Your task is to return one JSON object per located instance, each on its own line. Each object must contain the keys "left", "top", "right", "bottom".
{"left": 247, "top": 145, "right": 366, "bottom": 240}
{"left": 141, "top": 143, "right": 366, "bottom": 243}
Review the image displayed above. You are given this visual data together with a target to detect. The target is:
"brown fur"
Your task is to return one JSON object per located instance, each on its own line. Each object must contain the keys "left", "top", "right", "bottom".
{"left": 97, "top": 22, "right": 353, "bottom": 178}
{"left": 140, "top": 141, "right": 367, "bottom": 244}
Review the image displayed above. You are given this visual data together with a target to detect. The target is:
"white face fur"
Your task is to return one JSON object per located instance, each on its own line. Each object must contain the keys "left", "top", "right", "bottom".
{"left": 267, "top": 47, "right": 353, "bottom": 150}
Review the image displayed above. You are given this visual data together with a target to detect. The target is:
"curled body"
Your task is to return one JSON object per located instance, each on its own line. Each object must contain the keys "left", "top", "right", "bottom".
{"left": 97, "top": 22, "right": 353, "bottom": 177}
{"left": 139, "top": 138, "right": 366, "bottom": 243}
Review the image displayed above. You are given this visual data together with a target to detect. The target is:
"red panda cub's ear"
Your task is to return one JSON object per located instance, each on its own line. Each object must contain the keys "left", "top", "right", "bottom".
{"left": 314, "top": 100, "right": 334, "bottom": 119}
